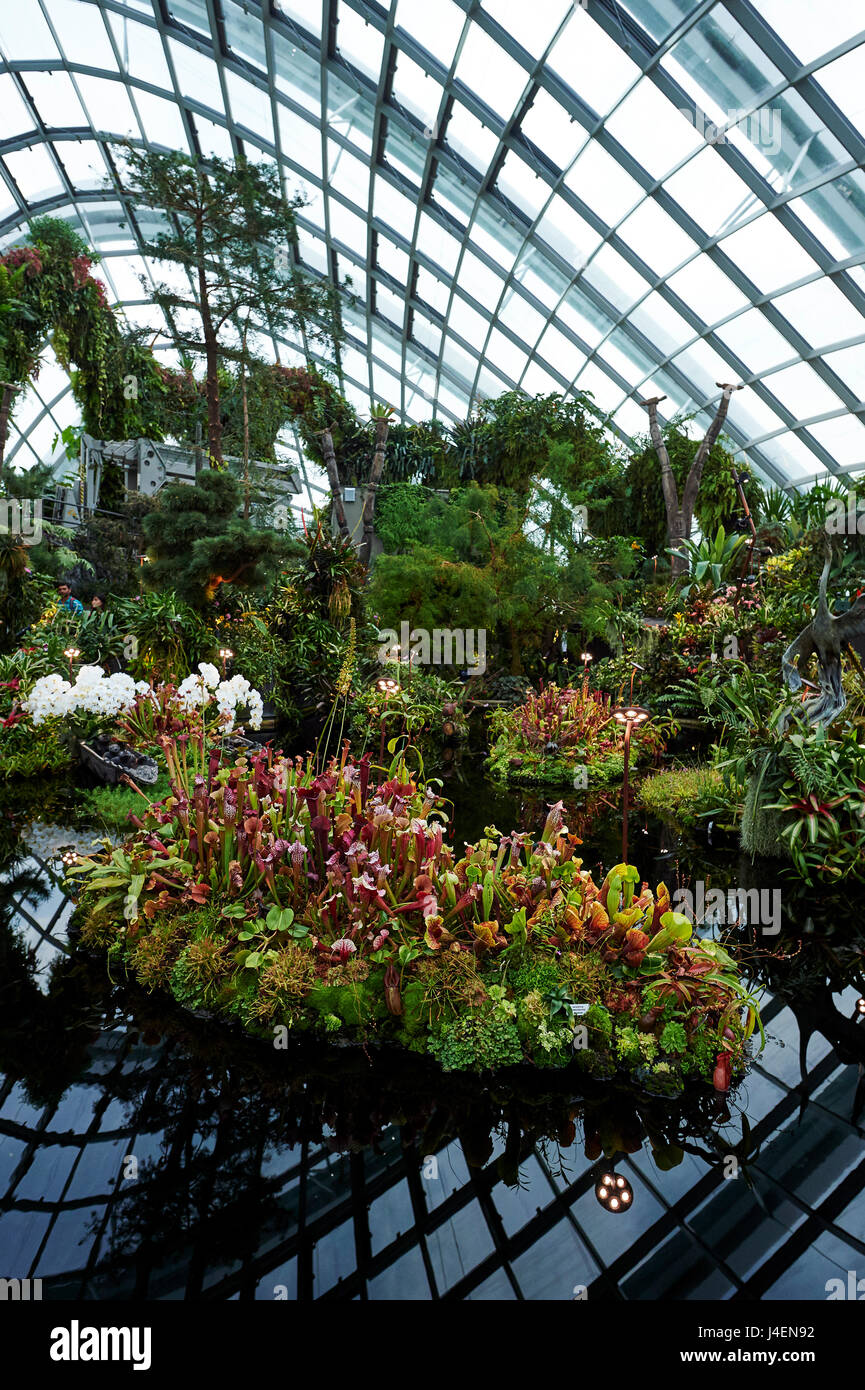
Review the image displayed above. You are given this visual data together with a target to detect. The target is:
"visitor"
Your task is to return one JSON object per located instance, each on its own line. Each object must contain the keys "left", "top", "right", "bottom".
{"left": 56, "top": 582, "right": 84, "bottom": 617}
{"left": 90, "top": 594, "right": 106, "bottom": 613}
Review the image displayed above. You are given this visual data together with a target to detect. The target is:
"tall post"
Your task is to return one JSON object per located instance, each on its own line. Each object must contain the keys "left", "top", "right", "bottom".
{"left": 622, "top": 720, "right": 632, "bottom": 866}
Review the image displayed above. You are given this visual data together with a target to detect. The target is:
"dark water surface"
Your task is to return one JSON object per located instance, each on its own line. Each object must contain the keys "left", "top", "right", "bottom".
{"left": 1, "top": 762, "right": 864, "bottom": 1301}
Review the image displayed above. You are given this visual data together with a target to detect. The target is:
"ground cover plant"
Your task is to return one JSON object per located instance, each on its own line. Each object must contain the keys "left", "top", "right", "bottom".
{"left": 67, "top": 737, "right": 762, "bottom": 1091}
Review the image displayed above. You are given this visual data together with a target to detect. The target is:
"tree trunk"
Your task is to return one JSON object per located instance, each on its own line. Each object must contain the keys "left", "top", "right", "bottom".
{"left": 0, "top": 383, "right": 16, "bottom": 481}
{"left": 643, "top": 385, "right": 740, "bottom": 579}
{"left": 320, "top": 427, "right": 350, "bottom": 543}
{"left": 359, "top": 415, "right": 389, "bottom": 569}
{"left": 642, "top": 396, "right": 688, "bottom": 577}
{"left": 196, "top": 237, "right": 222, "bottom": 465}
{"left": 241, "top": 323, "right": 250, "bottom": 520}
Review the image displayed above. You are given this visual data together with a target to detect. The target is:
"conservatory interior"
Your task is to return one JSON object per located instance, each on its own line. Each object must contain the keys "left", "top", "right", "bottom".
{"left": 2, "top": 0, "right": 865, "bottom": 1326}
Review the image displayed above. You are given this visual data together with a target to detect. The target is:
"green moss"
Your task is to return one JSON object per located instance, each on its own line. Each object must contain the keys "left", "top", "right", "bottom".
{"left": 429, "top": 1012, "right": 523, "bottom": 1072}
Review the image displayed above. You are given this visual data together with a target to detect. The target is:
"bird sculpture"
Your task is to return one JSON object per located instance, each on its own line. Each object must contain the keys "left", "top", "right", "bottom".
{"left": 781, "top": 542, "right": 865, "bottom": 727}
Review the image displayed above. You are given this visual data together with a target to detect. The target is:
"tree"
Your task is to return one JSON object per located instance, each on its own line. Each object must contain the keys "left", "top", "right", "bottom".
{"left": 117, "top": 147, "right": 342, "bottom": 464}
{"left": 142, "top": 470, "right": 284, "bottom": 608}
{"left": 641, "top": 384, "right": 743, "bottom": 578}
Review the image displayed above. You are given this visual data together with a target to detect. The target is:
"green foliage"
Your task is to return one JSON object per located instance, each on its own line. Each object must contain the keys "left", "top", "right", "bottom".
{"left": 429, "top": 1010, "right": 523, "bottom": 1072}
{"left": 639, "top": 765, "right": 739, "bottom": 829}
{"left": 142, "top": 469, "right": 284, "bottom": 609}
{"left": 671, "top": 526, "right": 749, "bottom": 598}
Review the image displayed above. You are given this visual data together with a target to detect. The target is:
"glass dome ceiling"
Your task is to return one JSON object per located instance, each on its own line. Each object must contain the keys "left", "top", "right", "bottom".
{"left": 2, "top": 0, "right": 865, "bottom": 509}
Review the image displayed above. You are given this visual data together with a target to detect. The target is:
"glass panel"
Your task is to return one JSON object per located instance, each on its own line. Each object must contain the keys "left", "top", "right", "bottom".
{"left": 788, "top": 170, "right": 865, "bottom": 263}
{"left": 279, "top": 106, "right": 321, "bottom": 178}
{"left": 498, "top": 289, "right": 548, "bottom": 345}
{"left": 814, "top": 47, "right": 865, "bottom": 141}
{"left": 773, "top": 280, "right": 864, "bottom": 348}
{"left": 55, "top": 140, "right": 107, "bottom": 191}
{"left": 758, "top": 0, "right": 865, "bottom": 66}
{"left": 535, "top": 194, "right": 600, "bottom": 265}
{"left": 395, "top": 0, "right": 465, "bottom": 68}
{"left": 480, "top": 0, "right": 571, "bottom": 60}
{"left": 615, "top": 0, "right": 698, "bottom": 44}
{"left": 548, "top": 8, "right": 641, "bottom": 116}
{"left": 336, "top": 5, "right": 384, "bottom": 84}
{"left": 223, "top": 1, "right": 267, "bottom": 69}
{"left": 662, "top": 4, "right": 783, "bottom": 117}
{"left": 225, "top": 71, "right": 274, "bottom": 141}
{"left": 605, "top": 80, "right": 702, "bottom": 181}
{"left": 328, "top": 141, "right": 370, "bottom": 208}
{"left": 0, "top": 0, "right": 60, "bottom": 60}
{"left": 718, "top": 214, "right": 819, "bottom": 294}
{"left": 0, "top": 75, "right": 37, "bottom": 137}
{"left": 273, "top": 0, "right": 321, "bottom": 40}
{"left": 630, "top": 291, "right": 695, "bottom": 357}
{"left": 416, "top": 212, "right": 461, "bottom": 274}
{"left": 618, "top": 198, "right": 699, "bottom": 277}
{"left": 535, "top": 322, "right": 585, "bottom": 381}
{"left": 764, "top": 362, "right": 844, "bottom": 418}
{"left": 47, "top": 0, "right": 118, "bottom": 69}
{"left": 520, "top": 88, "right": 587, "bottom": 170}
{"left": 167, "top": 0, "right": 211, "bottom": 36}
{"left": 664, "top": 146, "right": 754, "bottom": 238}
{"left": 458, "top": 250, "right": 505, "bottom": 309}
{"left": 714, "top": 308, "right": 796, "bottom": 373}
{"left": 273, "top": 35, "right": 321, "bottom": 115}
{"left": 824, "top": 345, "right": 865, "bottom": 398}
{"left": 391, "top": 51, "right": 442, "bottom": 130}
{"left": 133, "top": 90, "right": 190, "bottom": 150}
{"left": 564, "top": 141, "right": 644, "bottom": 225}
{"left": 666, "top": 256, "right": 749, "bottom": 323}
{"left": 385, "top": 122, "right": 427, "bottom": 189}
{"left": 497, "top": 150, "right": 550, "bottom": 221}
{"left": 455, "top": 22, "right": 528, "bottom": 120}
{"left": 582, "top": 243, "right": 652, "bottom": 313}
{"left": 4, "top": 145, "right": 63, "bottom": 202}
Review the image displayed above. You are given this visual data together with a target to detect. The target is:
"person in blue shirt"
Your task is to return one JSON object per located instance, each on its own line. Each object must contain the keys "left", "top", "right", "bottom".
{"left": 56, "top": 581, "right": 84, "bottom": 618}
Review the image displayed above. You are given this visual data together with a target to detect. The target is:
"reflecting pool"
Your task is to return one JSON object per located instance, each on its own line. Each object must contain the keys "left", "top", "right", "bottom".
{"left": 1, "top": 768, "right": 864, "bottom": 1301}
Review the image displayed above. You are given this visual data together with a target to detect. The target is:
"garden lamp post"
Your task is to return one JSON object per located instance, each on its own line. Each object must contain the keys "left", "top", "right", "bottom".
{"left": 63, "top": 647, "right": 80, "bottom": 683}
{"left": 580, "top": 651, "right": 593, "bottom": 697}
{"left": 611, "top": 704, "right": 651, "bottom": 865}
{"left": 375, "top": 676, "right": 400, "bottom": 763}
{"left": 219, "top": 647, "right": 234, "bottom": 680}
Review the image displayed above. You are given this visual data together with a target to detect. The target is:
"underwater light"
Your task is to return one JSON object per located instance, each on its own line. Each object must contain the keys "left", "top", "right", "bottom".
{"left": 595, "top": 1171, "right": 633, "bottom": 1213}
{"left": 60, "top": 848, "right": 79, "bottom": 867}
{"left": 856, "top": 998, "right": 865, "bottom": 1017}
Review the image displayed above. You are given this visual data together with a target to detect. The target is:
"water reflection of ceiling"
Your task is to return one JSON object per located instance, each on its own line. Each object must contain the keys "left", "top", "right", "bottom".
{"left": 3, "top": 843, "right": 865, "bottom": 1300}
{"left": 2, "top": 2, "right": 865, "bottom": 513}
